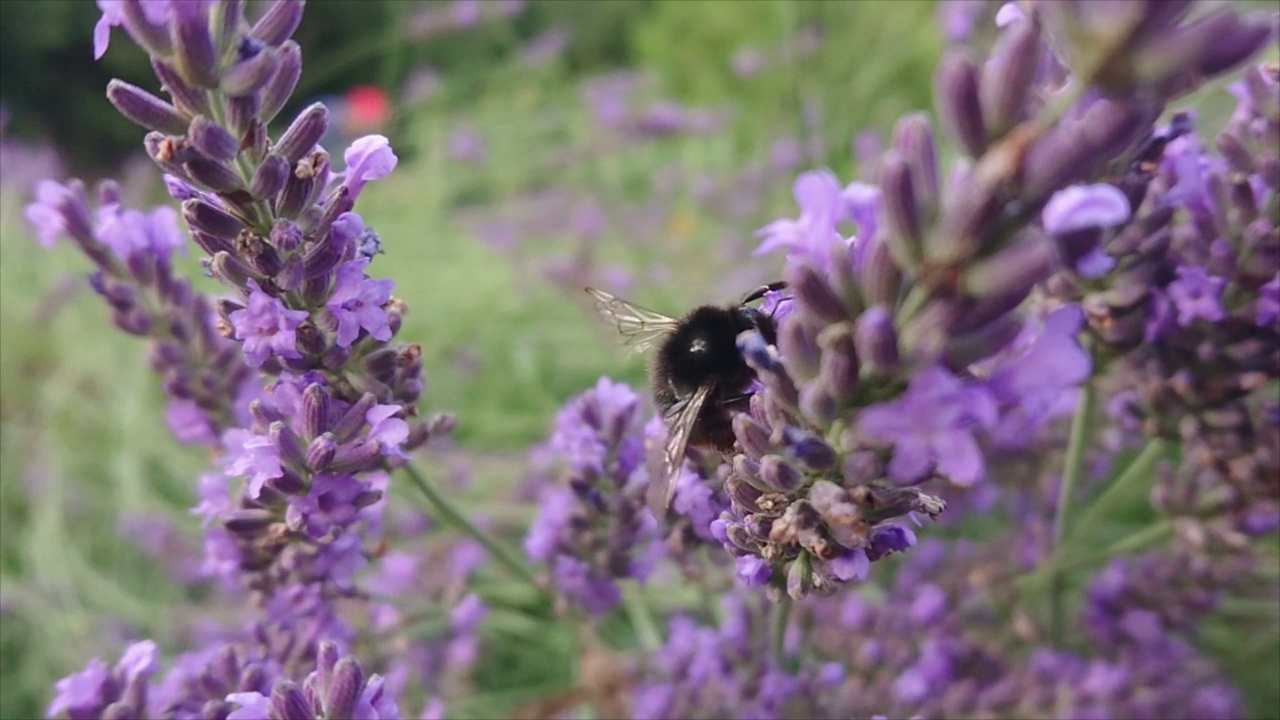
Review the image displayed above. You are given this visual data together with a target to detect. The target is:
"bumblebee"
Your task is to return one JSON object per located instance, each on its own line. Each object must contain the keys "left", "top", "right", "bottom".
{"left": 585, "top": 281, "right": 786, "bottom": 512}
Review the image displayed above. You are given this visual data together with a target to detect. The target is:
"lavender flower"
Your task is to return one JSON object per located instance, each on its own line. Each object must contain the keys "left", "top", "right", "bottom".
{"left": 223, "top": 640, "right": 400, "bottom": 720}
{"left": 523, "top": 378, "right": 662, "bottom": 614}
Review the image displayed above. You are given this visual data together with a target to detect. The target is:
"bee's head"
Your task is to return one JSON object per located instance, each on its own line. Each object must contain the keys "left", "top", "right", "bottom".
{"left": 734, "top": 306, "right": 778, "bottom": 346}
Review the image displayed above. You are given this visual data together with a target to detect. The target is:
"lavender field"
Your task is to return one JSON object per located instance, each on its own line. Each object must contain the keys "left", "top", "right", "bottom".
{"left": 1, "top": 1, "right": 1278, "bottom": 719}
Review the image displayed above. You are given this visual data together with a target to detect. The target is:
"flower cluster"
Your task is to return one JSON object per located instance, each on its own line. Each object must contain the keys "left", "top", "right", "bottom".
{"left": 629, "top": 593, "right": 845, "bottom": 720}
{"left": 34, "top": 2, "right": 440, "bottom": 716}
{"left": 26, "top": 178, "right": 253, "bottom": 445}
{"left": 1049, "top": 63, "right": 1280, "bottom": 535}
{"left": 524, "top": 378, "right": 663, "bottom": 615}
{"left": 677, "top": 0, "right": 1277, "bottom": 599}
{"left": 792, "top": 535, "right": 1247, "bottom": 720}
{"left": 48, "top": 637, "right": 398, "bottom": 720}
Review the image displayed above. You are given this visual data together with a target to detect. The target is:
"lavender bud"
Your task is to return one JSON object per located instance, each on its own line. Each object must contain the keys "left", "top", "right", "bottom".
{"left": 226, "top": 95, "right": 261, "bottom": 141}
{"left": 858, "top": 237, "right": 903, "bottom": 308}
{"left": 144, "top": 132, "right": 189, "bottom": 177}
{"left": 183, "top": 199, "right": 244, "bottom": 240}
{"left": 270, "top": 219, "right": 304, "bottom": 253}
{"left": 332, "top": 393, "right": 378, "bottom": 444}
{"left": 817, "top": 322, "right": 859, "bottom": 402}
{"left": 901, "top": 299, "right": 964, "bottom": 365}
{"left": 121, "top": 0, "right": 171, "bottom": 55}
{"left": 115, "top": 307, "right": 153, "bottom": 335}
{"left": 961, "top": 235, "right": 1057, "bottom": 297}
{"left": 799, "top": 381, "right": 838, "bottom": 425}
{"left": 269, "top": 681, "right": 314, "bottom": 720}
{"left": 778, "top": 317, "right": 820, "bottom": 382}
{"left": 216, "top": 0, "right": 245, "bottom": 48}
{"left": 277, "top": 169, "right": 314, "bottom": 220}
{"left": 276, "top": 103, "right": 328, "bottom": 163}
{"left": 1217, "top": 132, "right": 1256, "bottom": 174}
{"left": 209, "top": 251, "right": 257, "bottom": 287}
{"left": 270, "top": 470, "right": 306, "bottom": 495}
{"left": 945, "top": 314, "right": 1023, "bottom": 370}
{"left": 355, "top": 489, "right": 385, "bottom": 509}
{"left": 879, "top": 153, "right": 923, "bottom": 267}
{"left": 738, "top": 330, "right": 780, "bottom": 374}
{"left": 788, "top": 263, "right": 848, "bottom": 323}
{"left": 261, "top": 41, "right": 302, "bottom": 124}
{"left": 329, "top": 441, "right": 382, "bottom": 475}
{"left": 936, "top": 51, "right": 987, "bottom": 157}
{"left": 787, "top": 552, "right": 814, "bottom": 599}
{"left": 188, "top": 116, "right": 239, "bottom": 161}
{"left": 152, "top": 58, "right": 208, "bottom": 117}
{"left": 728, "top": 466, "right": 766, "bottom": 507}
{"left": 733, "top": 414, "right": 773, "bottom": 459}
{"left": 252, "top": 0, "right": 306, "bottom": 46}
{"left": 222, "top": 45, "right": 279, "bottom": 98}
{"left": 269, "top": 421, "right": 306, "bottom": 469}
{"left": 950, "top": 289, "right": 1030, "bottom": 335}
{"left": 107, "top": 80, "right": 189, "bottom": 135}
{"left": 891, "top": 113, "right": 940, "bottom": 210}
{"left": 322, "top": 658, "right": 362, "bottom": 720}
{"left": 184, "top": 158, "right": 244, "bottom": 193}
{"left": 759, "top": 455, "right": 805, "bottom": 493}
{"left": 171, "top": 2, "right": 220, "bottom": 89}
{"left": 302, "top": 236, "right": 345, "bottom": 282}
{"left": 251, "top": 154, "right": 290, "bottom": 200}
{"left": 191, "top": 230, "right": 237, "bottom": 257}
{"left": 782, "top": 427, "right": 837, "bottom": 471}
{"left": 224, "top": 509, "right": 275, "bottom": 533}
{"left": 303, "top": 434, "right": 337, "bottom": 473}
{"left": 980, "top": 11, "right": 1040, "bottom": 137}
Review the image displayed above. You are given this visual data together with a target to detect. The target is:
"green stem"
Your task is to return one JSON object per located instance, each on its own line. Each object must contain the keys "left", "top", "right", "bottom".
{"left": 770, "top": 595, "right": 792, "bottom": 668}
{"left": 1053, "top": 381, "right": 1096, "bottom": 550}
{"left": 1050, "top": 378, "right": 1095, "bottom": 645}
{"left": 624, "top": 583, "right": 663, "bottom": 652}
{"left": 401, "top": 462, "right": 543, "bottom": 591}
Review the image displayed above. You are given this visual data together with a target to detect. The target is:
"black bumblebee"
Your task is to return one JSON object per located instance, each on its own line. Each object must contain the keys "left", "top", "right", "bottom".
{"left": 585, "top": 281, "right": 787, "bottom": 513}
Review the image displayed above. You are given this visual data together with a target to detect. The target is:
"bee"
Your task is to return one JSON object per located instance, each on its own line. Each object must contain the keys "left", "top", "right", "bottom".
{"left": 585, "top": 281, "right": 787, "bottom": 515}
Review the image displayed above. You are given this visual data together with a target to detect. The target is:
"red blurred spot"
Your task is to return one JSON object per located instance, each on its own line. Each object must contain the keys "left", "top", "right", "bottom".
{"left": 344, "top": 85, "right": 391, "bottom": 131}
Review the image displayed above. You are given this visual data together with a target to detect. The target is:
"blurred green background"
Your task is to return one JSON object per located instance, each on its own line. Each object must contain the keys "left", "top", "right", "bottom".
{"left": 0, "top": 2, "right": 1274, "bottom": 719}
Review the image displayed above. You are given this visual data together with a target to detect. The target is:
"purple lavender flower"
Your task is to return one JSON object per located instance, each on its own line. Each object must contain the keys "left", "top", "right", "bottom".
{"left": 1166, "top": 265, "right": 1227, "bottom": 326}
{"left": 228, "top": 280, "right": 310, "bottom": 367}
{"left": 858, "top": 366, "right": 999, "bottom": 485}
{"left": 340, "top": 134, "right": 398, "bottom": 199}
{"left": 224, "top": 640, "right": 401, "bottom": 720}
{"left": 754, "top": 169, "right": 846, "bottom": 268}
{"left": 25, "top": 180, "right": 72, "bottom": 247}
{"left": 47, "top": 640, "right": 159, "bottom": 719}
{"left": 523, "top": 378, "right": 662, "bottom": 615}
{"left": 985, "top": 304, "right": 1092, "bottom": 449}
{"left": 326, "top": 259, "right": 395, "bottom": 347}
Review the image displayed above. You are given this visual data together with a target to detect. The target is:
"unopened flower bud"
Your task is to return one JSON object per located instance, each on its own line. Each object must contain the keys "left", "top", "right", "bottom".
{"left": 107, "top": 80, "right": 189, "bottom": 135}
{"left": 276, "top": 103, "right": 328, "bottom": 163}
{"left": 222, "top": 45, "right": 279, "bottom": 98}
{"left": 261, "top": 40, "right": 302, "bottom": 124}
{"left": 171, "top": 2, "right": 220, "bottom": 88}
{"left": 936, "top": 51, "right": 987, "bottom": 157}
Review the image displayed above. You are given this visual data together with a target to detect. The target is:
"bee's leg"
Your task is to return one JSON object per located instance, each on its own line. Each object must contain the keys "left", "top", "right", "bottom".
{"left": 741, "top": 280, "right": 788, "bottom": 305}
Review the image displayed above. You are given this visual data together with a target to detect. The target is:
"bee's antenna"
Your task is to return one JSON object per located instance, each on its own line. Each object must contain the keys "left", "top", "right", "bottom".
{"left": 741, "top": 280, "right": 787, "bottom": 305}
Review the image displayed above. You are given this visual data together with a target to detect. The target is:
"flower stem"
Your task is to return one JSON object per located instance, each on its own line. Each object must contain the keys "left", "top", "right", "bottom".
{"left": 770, "top": 595, "right": 792, "bottom": 668}
{"left": 401, "top": 462, "right": 544, "bottom": 591}
{"left": 623, "top": 583, "right": 663, "bottom": 652}
{"left": 1053, "top": 381, "right": 1096, "bottom": 551}
{"left": 1050, "top": 378, "right": 1095, "bottom": 645}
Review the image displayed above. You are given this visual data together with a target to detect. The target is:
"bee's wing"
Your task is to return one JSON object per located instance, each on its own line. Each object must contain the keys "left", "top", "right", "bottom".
{"left": 647, "top": 381, "right": 714, "bottom": 518}
{"left": 585, "top": 287, "right": 679, "bottom": 354}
